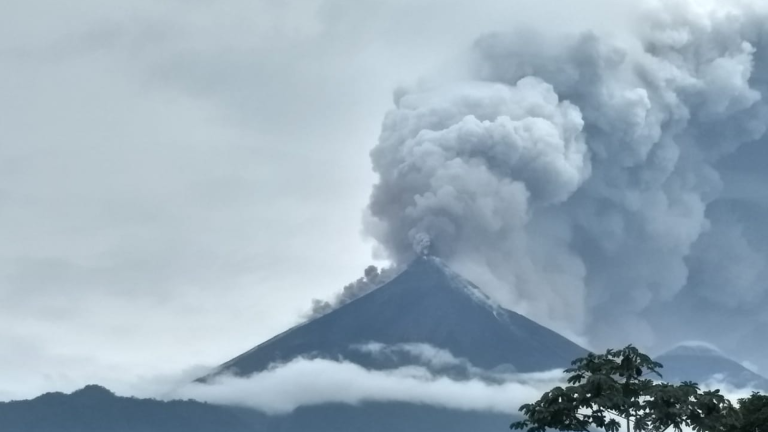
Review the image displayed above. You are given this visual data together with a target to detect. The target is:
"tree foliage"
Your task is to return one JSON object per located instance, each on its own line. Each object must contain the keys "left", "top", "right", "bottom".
{"left": 727, "top": 392, "right": 768, "bottom": 432}
{"left": 510, "top": 345, "right": 739, "bottom": 432}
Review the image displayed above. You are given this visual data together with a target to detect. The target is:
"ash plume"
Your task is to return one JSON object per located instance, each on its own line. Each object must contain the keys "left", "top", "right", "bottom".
{"left": 307, "top": 265, "right": 399, "bottom": 319}
{"left": 363, "top": 0, "right": 768, "bottom": 365}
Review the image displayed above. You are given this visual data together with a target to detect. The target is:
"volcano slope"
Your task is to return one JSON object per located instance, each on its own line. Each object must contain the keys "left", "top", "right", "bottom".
{"left": 205, "top": 257, "right": 588, "bottom": 379}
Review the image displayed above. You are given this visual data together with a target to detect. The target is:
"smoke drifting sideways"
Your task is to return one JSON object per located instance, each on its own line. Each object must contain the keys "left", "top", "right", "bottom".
{"left": 361, "top": 0, "right": 768, "bottom": 366}
{"left": 307, "top": 265, "right": 400, "bottom": 319}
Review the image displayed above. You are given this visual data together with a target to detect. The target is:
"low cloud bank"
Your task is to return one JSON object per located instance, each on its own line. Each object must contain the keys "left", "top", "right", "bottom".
{"left": 147, "top": 344, "right": 766, "bottom": 422}
{"left": 170, "top": 351, "right": 564, "bottom": 415}
{"left": 352, "top": 342, "right": 485, "bottom": 372}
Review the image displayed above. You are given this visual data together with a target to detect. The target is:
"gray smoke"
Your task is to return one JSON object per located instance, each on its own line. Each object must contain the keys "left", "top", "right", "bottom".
{"left": 307, "top": 265, "right": 399, "bottom": 319}
{"left": 364, "top": 0, "right": 768, "bottom": 365}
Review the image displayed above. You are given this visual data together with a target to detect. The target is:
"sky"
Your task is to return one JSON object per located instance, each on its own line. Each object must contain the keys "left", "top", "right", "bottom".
{"left": 4, "top": 0, "right": 768, "bottom": 404}
{"left": 0, "top": 0, "right": 639, "bottom": 400}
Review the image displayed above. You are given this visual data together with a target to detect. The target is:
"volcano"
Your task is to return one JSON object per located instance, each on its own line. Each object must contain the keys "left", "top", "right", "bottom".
{"left": 656, "top": 343, "right": 768, "bottom": 391}
{"left": 0, "top": 258, "right": 593, "bottom": 432}
{"left": 205, "top": 256, "right": 587, "bottom": 379}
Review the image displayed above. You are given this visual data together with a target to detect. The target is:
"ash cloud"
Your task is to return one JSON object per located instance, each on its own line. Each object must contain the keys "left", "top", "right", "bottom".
{"left": 363, "top": 0, "right": 768, "bottom": 365}
{"left": 307, "top": 265, "right": 400, "bottom": 319}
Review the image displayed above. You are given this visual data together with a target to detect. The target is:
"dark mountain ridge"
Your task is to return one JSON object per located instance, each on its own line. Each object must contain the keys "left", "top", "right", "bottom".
{"left": 0, "top": 385, "right": 264, "bottom": 432}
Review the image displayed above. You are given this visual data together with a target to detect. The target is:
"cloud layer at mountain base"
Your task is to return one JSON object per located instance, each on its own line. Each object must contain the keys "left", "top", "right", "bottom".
{"left": 162, "top": 343, "right": 764, "bottom": 427}
{"left": 167, "top": 343, "right": 566, "bottom": 415}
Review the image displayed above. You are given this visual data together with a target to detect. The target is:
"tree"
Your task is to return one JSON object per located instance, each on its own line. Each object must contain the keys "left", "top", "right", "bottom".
{"left": 510, "top": 345, "right": 739, "bottom": 432}
{"left": 727, "top": 392, "right": 768, "bottom": 432}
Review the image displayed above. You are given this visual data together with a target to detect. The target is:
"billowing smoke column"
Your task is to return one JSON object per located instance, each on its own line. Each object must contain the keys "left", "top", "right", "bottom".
{"left": 364, "top": 0, "right": 768, "bottom": 361}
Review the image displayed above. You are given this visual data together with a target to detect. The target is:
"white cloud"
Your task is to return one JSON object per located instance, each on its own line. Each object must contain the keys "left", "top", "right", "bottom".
{"left": 171, "top": 356, "right": 564, "bottom": 415}
{"left": 145, "top": 345, "right": 761, "bottom": 424}
{"left": 353, "top": 342, "right": 477, "bottom": 370}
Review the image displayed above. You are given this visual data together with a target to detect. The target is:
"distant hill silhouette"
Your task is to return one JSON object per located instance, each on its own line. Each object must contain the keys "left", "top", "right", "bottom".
{"left": 0, "top": 385, "right": 264, "bottom": 432}
{"left": 0, "top": 383, "right": 520, "bottom": 432}
{"left": 657, "top": 343, "right": 768, "bottom": 391}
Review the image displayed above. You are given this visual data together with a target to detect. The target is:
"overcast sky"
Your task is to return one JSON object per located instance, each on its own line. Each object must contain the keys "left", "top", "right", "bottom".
{"left": 0, "top": 0, "right": 645, "bottom": 399}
